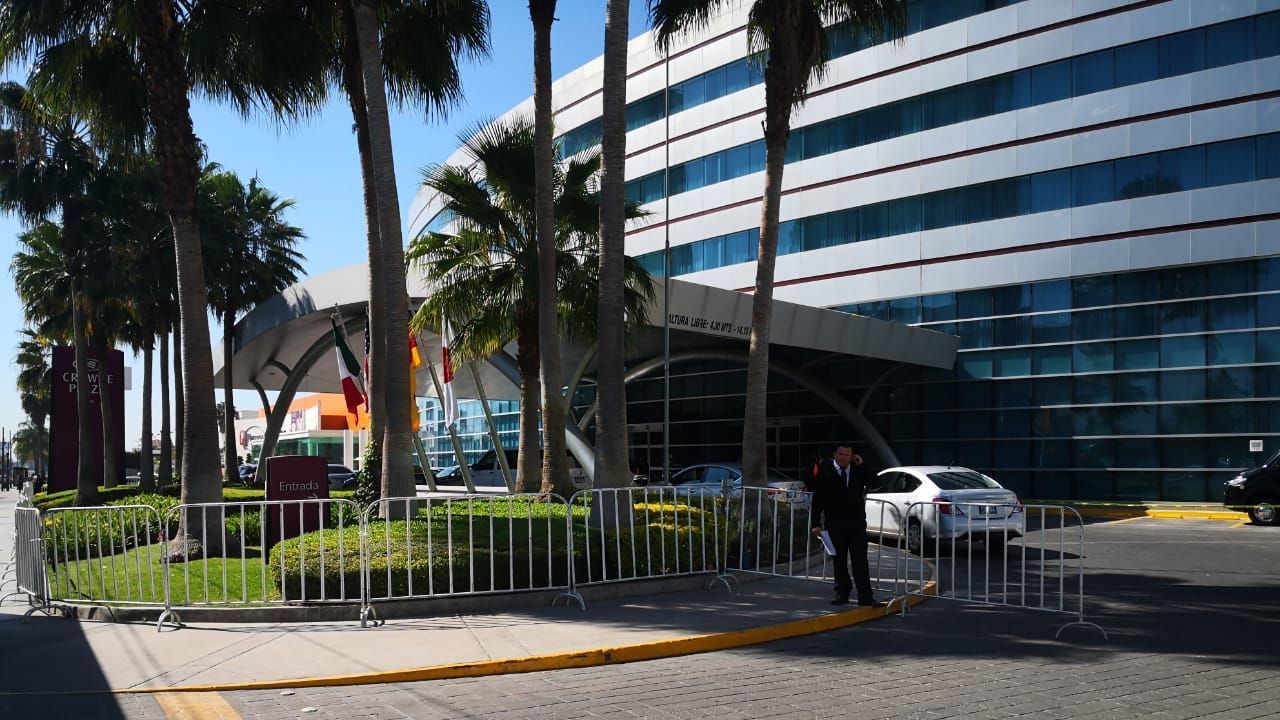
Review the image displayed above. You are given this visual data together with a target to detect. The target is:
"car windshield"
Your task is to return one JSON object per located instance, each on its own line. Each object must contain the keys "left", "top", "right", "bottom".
{"left": 328, "top": 465, "right": 352, "bottom": 473}
{"left": 765, "top": 468, "right": 795, "bottom": 483}
{"left": 927, "top": 471, "right": 1000, "bottom": 490}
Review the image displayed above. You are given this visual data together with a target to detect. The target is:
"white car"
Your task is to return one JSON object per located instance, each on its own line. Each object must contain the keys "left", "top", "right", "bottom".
{"left": 865, "top": 466, "right": 1023, "bottom": 554}
{"left": 661, "top": 463, "right": 809, "bottom": 504}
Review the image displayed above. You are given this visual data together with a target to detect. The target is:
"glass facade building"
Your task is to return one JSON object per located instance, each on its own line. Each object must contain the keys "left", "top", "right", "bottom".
{"left": 410, "top": 0, "right": 1280, "bottom": 501}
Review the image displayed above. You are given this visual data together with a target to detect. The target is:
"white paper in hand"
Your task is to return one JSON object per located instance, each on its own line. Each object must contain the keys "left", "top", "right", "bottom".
{"left": 819, "top": 530, "right": 837, "bottom": 556}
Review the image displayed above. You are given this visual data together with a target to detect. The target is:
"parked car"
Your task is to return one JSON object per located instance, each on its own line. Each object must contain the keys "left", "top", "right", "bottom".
{"left": 866, "top": 466, "right": 1023, "bottom": 554}
{"left": 1224, "top": 454, "right": 1280, "bottom": 525}
{"left": 238, "top": 464, "right": 258, "bottom": 486}
{"left": 435, "top": 448, "right": 595, "bottom": 491}
{"left": 657, "top": 463, "right": 808, "bottom": 504}
{"left": 326, "top": 464, "right": 357, "bottom": 492}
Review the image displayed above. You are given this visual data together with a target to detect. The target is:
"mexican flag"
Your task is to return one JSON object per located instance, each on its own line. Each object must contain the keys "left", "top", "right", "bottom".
{"left": 332, "top": 318, "right": 365, "bottom": 418}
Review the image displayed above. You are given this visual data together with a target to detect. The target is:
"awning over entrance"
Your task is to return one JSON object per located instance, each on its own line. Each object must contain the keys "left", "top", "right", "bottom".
{"left": 215, "top": 262, "right": 958, "bottom": 401}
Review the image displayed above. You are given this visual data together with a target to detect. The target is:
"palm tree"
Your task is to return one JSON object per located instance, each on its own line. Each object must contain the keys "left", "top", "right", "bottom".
{"left": 595, "top": 0, "right": 633, "bottom": 491}
{"left": 14, "top": 330, "right": 52, "bottom": 478}
{"left": 0, "top": 80, "right": 105, "bottom": 504}
{"left": 1, "top": 0, "right": 333, "bottom": 551}
{"left": 199, "top": 168, "right": 305, "bottom": 485}
{"left": 529, "top": 0, "right": 571, "bottom": 496}
{"left": 649, "top": 0, "right": 907, "bottom": 486}
{"left": 408, "top": 117, "right": 653, "bottom": 495}
{"left": 9, "top": 221, "right": 98, "bottom": 503}
{"left": 330, "top": 1, "right": 488, "bottom": 477}
{"left": 12, "top": 422, "right": 48, "bottom": 476}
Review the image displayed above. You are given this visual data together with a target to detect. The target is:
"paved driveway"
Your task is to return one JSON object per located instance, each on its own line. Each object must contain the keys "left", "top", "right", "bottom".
{"left": 3, "top": 506, "right": 1278, "bottom": 719}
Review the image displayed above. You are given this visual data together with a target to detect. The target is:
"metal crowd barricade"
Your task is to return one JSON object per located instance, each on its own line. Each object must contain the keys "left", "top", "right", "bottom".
{"left": 725, "top": 488, "right": 914, "bottom": 602}
{"left": 4, "top": 505, "right": 50, "bottom": 616}
{"left": 161, "top": 498, "right": 364, "bottom": 628}
{"left": 570, "top": 487, "right": 729, "bottom": 591}
{"left": 41, "top": 504, "right": 168, "bottom": 614}
{"left": 900, "top": 500, "right": 1106, "bottom": 639}
{"left": 360, "top": 494, "right": 581, "bottom": 627}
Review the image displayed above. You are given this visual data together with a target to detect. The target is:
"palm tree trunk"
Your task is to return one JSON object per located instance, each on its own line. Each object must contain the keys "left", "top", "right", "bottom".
{"left": 140, "top": 335, "right": 156, "bottom": 493}
{"left": 530, "top": 0, "right": 572, "bottom": 498}
{"left": 351, "top": 0, "right": 414, "bottom": 508}
{"left": 92, "top": 327, "right": 121, "bottom": 489}
{"left": 135, "top": 0, "right": 227, "bottom": 555}
{"left": 594, "top": 0, "right": 631, "bottom": 493}
{"left": 173, "top": 313, "right": 185, "bottom": 481}
{"left": 339, "top": 3, "right": 386, "bottom": 445}
{"left": 223, "top": 305, "right": 238, "bottom": 485}
{"left": 515, "top": 318, "right": 542, "bottom": 494}
{"left": 740, "top": 96, "right": 794, "bottom": 488}
{"left": 159, "top": 327, "right": 172, "bottom": 488}
{"left": 69, "top": 286, "right": 98, "bottom": 506}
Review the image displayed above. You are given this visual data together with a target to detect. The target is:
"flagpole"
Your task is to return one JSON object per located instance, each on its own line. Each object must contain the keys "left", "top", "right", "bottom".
{"left": 469, "top": 361, "right": 514, "bottom": 493}
{"left": 424, "top": 344, "right": 475, "bottom": 493}
{"left": 331, "top": 305, "right": 367, "bottom": 469}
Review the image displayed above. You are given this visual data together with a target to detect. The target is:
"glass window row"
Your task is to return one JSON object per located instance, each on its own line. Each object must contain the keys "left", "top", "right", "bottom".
{"left": 844, "top": 259, "right": 1280, "bottom": 324}
{"left": 558, "top": 0, "right": 1030, "bottom": 156}
{"left": 621, "top": 11, "right": 1280, "bottom": 206}
{"left": 635, "top": 132, "right": 1280, "bottom": 275}
{"left": 956, "top": 331, "right": 1280, "bottom": 377}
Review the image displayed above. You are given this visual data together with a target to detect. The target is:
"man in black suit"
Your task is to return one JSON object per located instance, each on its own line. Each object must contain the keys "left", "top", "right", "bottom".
{"left": 810, "top": 444, "right": 881, "bottom": 607}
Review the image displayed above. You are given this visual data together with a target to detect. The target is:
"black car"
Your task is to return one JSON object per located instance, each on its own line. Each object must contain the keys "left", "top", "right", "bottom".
{"left": 1224, "top": 454, "right": 1280, "bottom": 525}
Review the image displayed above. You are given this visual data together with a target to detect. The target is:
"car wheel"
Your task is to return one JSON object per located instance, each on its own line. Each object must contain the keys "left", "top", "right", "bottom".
{"left": 1248, "top": 502, "right": 1278, "bottom": 526}
{"left": 905, "top": 519, "right": 924, "bottom": 555}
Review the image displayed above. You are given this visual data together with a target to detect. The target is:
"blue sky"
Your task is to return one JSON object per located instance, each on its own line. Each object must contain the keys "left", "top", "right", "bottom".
{"left": 0, "top": 1, "right": 654, "bottom": 460}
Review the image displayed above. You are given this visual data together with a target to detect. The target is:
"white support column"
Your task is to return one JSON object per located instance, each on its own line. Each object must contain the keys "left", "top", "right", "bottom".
{"left": 343, "top": 428, "right": 354, "bottom": 469}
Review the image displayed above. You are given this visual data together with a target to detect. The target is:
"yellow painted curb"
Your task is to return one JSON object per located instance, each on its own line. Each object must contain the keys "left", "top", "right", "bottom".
{"left": 1078, "top": 508, "right": 1245, "bottom": 521}
{"left": 116, "top": 581, "right": 937, "bottom": 694}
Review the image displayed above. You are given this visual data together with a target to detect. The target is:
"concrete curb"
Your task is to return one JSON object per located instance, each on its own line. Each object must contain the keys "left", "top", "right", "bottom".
{"left": 116, "top": 580, "right": 937, "bottom": 694}
{"left": 1075, "top": 507, "right": 1246, "bottom": 521}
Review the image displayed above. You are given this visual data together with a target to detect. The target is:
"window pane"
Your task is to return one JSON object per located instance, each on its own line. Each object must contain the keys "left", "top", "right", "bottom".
{"left": 993, "top": 285, "right": 1031, "bottom": 315}
{"left": 958, "top": 352, "right": 993, "bottom": 379}
{"left": 1160, "top": 369, "right": 1206, "bottom": 401}
{"left": 1032, "top": 280, "right": 1071, "bottom": 312}
{"left": 1115, "top": 38, "right": 1159, "bottom": 87}
{"left": 1159, "top": 29, "right": 1206, "bottom": 77}
{"left": 1159, "top": 145, "right": 1207, "bottom": 192}
{"left": 1210, "top": 296, "right": 1255, "bottom": 331}
{"left": 1031, "top": 59, "right": 1072, "bottom": 104}
{"left": 922, "top": 292, "right": 956, "bottom": 322}
{"left": 1208, "top": 367, "right": 1254, "bottom": 399}
{"left": 887, "top": 197, "right": 921, "bottom": 236}
{"left": 1115, "top": 153, "right": 1161, "bottom": 199}
{"left": 1115, "top": 305, "right": 1158, "bottom": 338}
{"left": 1206, "top": 137, "right": 1255, "bottom": 186}
{"left": 1207, "top": 260, "right": 1256, "bottom": 296}
{"left": 725, "top": 144, "right": 752, "bottom": 180}
{"left": 1073, "top": 308, "right": 1113, "bottom": 341}
{"left": 1032, "top": 346, "right": 1072, "bottom": 375}
{"left": 1160, "top": 405, "right": 1206, "bottom": 434}
{"left": 1115, "top": 371, "right": 1157, "bottom": 402}
{"left": 1073, "top": 161, "right": 1115, "bottom": 206}
{"left": 994, "top": 349, "right": 1031, "bottom": 377}
{"left": 1114, "top": 405, "right": 1158, "bottom": 435}
{"left": 1161, "top": 300, "right": 1203, "bottom": 334}
{"left": 1074, "top": 343, "right": 1115, "bottom": 373}
{"left": 1208, "top": 332, "right": 1254, "bottom": 365}
{"left": 1115, "top": 338, "right": 1160, "bottom": 369}
{"left": 1073, "top": 49, "right": 1114, "bottom": 95}
{"left": 1032, "top": 312, "right": 1072, "bottom": 343}
{"left": 1258, "top": 133, "right": 1280, "bottom": 179}
{"left": 1160, "top": 335, "right": 1205, "bottom": 368}
{"left": 957, "top": 289, "right": 993, "bottom": 318}
{"left": 1206, "top": 17, "right": 1255, "bottom": 68}
{"left": 1033, "top": 377, "right": 1071, "bottom": 405}
{"left": 1030, "top": 168, "right": 1071, "bottom": 213}
{"left": 1073, "top": 276, "right": 1114, "bottom": 308}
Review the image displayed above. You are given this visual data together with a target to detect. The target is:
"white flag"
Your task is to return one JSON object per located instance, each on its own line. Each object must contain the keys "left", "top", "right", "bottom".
{"left": 441, "top": 316, "right": 458, "bottom": 429}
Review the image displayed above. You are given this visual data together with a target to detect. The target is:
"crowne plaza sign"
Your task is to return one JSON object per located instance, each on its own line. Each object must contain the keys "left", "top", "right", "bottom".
{"left": 49, "top": 347, "right": 125, "bottom": 492}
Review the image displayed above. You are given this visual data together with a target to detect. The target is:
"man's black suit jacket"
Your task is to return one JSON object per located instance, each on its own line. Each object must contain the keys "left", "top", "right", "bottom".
{"left": 810, "top": 460, "right": 873, "bottom": 530}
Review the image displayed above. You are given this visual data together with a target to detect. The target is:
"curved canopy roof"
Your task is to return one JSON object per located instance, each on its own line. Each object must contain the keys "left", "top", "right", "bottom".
{"left": 214, "top": 263, "right": 959, "bottom": 402}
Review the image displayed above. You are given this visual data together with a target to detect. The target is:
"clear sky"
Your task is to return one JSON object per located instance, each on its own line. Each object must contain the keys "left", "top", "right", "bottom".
{"left": 0, "top": 1, "right": 654, "bottom": 461}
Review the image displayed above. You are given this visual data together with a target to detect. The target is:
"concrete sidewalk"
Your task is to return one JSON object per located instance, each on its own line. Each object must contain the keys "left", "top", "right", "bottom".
{"left": 0, "top": 490, "right": 918, "bottom": 694}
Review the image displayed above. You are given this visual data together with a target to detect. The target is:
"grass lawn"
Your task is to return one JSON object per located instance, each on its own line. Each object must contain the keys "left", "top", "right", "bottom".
{"left": 49, "top": 543, "right": 280, "bottom": 606}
